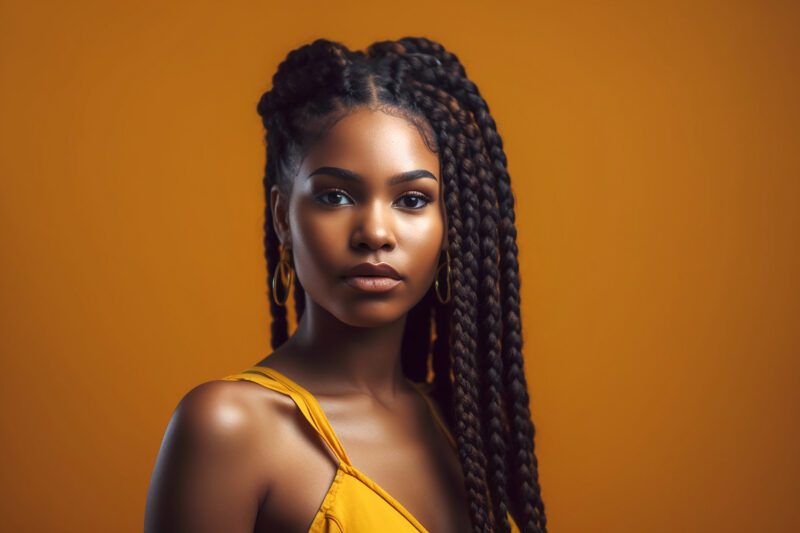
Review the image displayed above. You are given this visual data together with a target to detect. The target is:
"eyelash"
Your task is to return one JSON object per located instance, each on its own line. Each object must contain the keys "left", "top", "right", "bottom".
{"left": 315, "top": 188, "right": 432, "bottom": 209}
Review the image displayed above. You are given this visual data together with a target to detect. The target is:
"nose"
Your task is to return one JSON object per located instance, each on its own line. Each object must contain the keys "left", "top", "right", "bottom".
{"left": 350, "top": 199, "right": 397, "bottom": 251}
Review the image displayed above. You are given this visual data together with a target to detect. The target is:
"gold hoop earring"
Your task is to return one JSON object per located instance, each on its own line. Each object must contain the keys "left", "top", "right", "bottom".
{"left": 434, "top": 250, "right": 452, "bottom": 304}
{"left": 272, "top": 243, "right": 294, "bottom": 307}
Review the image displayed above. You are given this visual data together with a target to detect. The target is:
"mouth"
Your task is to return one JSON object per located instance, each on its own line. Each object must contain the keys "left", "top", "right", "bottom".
{"left": 341, "top": 275, "right": 403, "bottom": 293}
{"left": 341, "top": 262, "right": 403, "bottom": 293}
{"left": 343, "top": 262, "right": 402, "bottom": 279}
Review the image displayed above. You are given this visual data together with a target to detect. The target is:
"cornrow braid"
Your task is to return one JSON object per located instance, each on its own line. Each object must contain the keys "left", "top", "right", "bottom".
{"left": 255, "top": 37, "right": 547, "bottom": 533}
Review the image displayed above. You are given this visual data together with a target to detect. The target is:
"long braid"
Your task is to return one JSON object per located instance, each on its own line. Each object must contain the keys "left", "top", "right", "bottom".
{"left": 255, "top": 37, "right": 547, "bottom": 532}
{"left": 394, "top": 38, "right": 548, "bottom": 532}
{"left": 400, "top": 72, "right": 514, "bottom": 531}
{"left": 453, "top": 87, "right": 512, "bottom": 532}
{"left": 446, "top": 83, "right": 512, "bottom": 532}
{"left": 463, "top": 72, "right": 548, "bottom": 533}
{"left": 374, "top": 49, "right": 493, "bottom": 525}
{"left": 433, "top": 85, "right": 513, "bottom": 531}
{"left": 437, "top": 96, "right": 494, "bottom": 532}
{"left": 259, "top": 126, "right": 289, "bottom": 349}
{"left": 383, "top": 46, "right": 513, "bottom": 529}
{"left": 397, "top": 77, "right": 492, "bottom": 531}
{"left": 439, "top": 138, "right": 491, "bottom": 532}
{"left": 473, "top": 128, "right": 512, "bottom": 532}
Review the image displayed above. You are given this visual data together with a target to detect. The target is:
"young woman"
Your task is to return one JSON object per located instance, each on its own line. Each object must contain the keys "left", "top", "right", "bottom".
{"left": 145, "top": 37, "right": 547, "bottom": 533}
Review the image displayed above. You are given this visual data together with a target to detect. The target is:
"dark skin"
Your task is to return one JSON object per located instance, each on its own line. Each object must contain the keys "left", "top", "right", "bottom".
{"left": 145, "top": 108, "right": 472, "bottom": 532}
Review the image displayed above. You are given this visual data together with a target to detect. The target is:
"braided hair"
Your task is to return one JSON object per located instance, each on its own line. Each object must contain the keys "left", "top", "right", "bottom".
{"left": 256, "top": 37, "right": 547, "bottom": 533}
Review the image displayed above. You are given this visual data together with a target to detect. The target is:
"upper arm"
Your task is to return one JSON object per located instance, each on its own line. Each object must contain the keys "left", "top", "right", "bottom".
{"left": 144, "top": 380, "right": 273, "bottom": 533}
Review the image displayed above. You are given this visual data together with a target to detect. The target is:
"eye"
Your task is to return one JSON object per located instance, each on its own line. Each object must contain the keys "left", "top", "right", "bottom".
{"left": 314, "top": 189, "right": 432, "bottom": 209}
{"left": 315, "top": 189, "right": 353, "bottom": 206}
{"left": 395, "top": 192, "right": 432, "bottom": 210}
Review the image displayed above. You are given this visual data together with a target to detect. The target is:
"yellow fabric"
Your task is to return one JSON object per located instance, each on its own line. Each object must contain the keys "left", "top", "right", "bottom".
{"left": 223, "top": 365, "right": 521, "bottom": 533}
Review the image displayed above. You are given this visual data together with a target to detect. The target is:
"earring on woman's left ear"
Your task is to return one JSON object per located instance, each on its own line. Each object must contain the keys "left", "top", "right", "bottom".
{"left": 434, "top": 249, "right": 452, "bottom": 304}
{"left": 272, "top": 243, "right": 294, "bottom": 307}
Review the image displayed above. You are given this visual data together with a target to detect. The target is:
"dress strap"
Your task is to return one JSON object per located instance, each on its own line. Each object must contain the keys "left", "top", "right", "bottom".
{"left": 222, "top": 365, "right": 352, "bottom": 466}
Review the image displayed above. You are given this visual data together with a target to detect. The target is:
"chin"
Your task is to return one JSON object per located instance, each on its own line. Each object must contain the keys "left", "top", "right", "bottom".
{"left": 330, "top": 300, "right": 411, "bottom": 328}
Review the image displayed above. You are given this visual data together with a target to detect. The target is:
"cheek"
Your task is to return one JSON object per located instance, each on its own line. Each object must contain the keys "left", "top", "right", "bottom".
{"left": 398, "top": 214, "right": 445, "bottom": 285}
{"left": 289, "top": 204, "right": 345, "bottom": 285}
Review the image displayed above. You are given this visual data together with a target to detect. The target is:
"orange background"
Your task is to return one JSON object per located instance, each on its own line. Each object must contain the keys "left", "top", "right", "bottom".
{"left": 1, "top": 1, "right": 798, "bottom": 531}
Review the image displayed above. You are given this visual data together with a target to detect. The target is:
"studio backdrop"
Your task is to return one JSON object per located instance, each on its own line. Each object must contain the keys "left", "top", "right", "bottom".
{"left": 1, "top": 1, "right": 798, "bottom": 532}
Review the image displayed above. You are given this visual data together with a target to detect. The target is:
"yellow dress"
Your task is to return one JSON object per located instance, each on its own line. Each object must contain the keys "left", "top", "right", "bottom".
{"left": 223, "top": 365, "right": 520, "bottom": 533}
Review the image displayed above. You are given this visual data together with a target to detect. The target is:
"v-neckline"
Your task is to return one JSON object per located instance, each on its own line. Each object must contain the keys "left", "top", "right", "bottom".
{"left": 248, "top": 364, "right": 456, "bottom": 532}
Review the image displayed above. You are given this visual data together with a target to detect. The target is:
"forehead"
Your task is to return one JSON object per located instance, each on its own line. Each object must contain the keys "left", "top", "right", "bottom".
{"left": 297, "top": 107, "right": 439, "bottom": 179}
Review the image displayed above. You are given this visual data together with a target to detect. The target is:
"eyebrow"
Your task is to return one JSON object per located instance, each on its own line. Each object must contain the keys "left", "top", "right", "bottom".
{"left": 307, "top": 166, "right": 438, "bottom": 185}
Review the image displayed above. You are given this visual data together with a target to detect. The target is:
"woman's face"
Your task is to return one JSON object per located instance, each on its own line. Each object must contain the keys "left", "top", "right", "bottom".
{"left": 270, "top": 107, "right": 446, "bottom": 328}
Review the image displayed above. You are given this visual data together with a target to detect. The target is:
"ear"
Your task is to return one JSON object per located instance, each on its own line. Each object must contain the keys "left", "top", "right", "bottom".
{"left": 269, "top": 185, "right": 291, "bottom": 246}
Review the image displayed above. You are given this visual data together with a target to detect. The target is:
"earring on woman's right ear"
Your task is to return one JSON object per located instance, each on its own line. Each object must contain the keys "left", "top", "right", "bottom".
{"left": 272, "top": 243, "right": 294, "bottom": 307}
{"left": 434, "top": 249, "right": 452, "bottom": 304}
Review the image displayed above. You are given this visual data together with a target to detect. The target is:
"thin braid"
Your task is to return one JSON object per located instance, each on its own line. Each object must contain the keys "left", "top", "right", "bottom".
{"left": 399, "top": 73, "right": 513, "bottom": 531}
{"left": 432, "top": 82, "right": 512, "bottom": 532}
{"left": 387, "top": 63, "right": 493, "bottom": 529}
{"left": 391, "top": 56, "right": 514, "bottom": 529}
{"left": 395, "top": 38, "right": 548, "bottom": 532}
{"left": 473, "top": 132, "right": 512, "bottom": 532}
{"left": 437, "top": 86, "right": 512, "bottom": 531}
{"left": 374, "top": 40, "right": 510, "bottom": 531}
{"left": 405, "top": 86, "right": 491, "bottom": 529}
{"left": 403, "top": 83, "right": 493, "bottom": 532}
{"left": 386, "top": 63, "right": 491, "bottom": 531}
{"left": 457, "top": 76, "right": 548, "bottom": 533}
{"left": 447, "top": 85, "right": 512, "bottom": 532}
{"left": 440, "top": 142, "right": 491, "bottom": 532}
{"left": 261, "top": 128, "right": 289, "bottom": 349}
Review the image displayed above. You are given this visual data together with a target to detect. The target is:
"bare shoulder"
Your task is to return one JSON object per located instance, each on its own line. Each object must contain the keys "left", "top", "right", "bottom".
{"left": 175, "top": 379, "right": 278, "bottom": 433}
{"left": 145, "top": 379, "right": 300, "bottom": 533}
{"left": 169, "top": 378, "right": 299, "bottom": 459}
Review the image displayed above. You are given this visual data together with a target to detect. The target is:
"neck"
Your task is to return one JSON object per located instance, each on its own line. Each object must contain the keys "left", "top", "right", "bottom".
{"left": 275, "top": 299, "right": 409, "bottom": 398}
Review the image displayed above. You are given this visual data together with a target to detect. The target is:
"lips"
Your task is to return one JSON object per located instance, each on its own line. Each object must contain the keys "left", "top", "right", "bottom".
{"left": 342, "top": 262, "right": 402, "bottom": 279}
{"left": 341, "top": 262, "right": 403, "bottom": 293}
